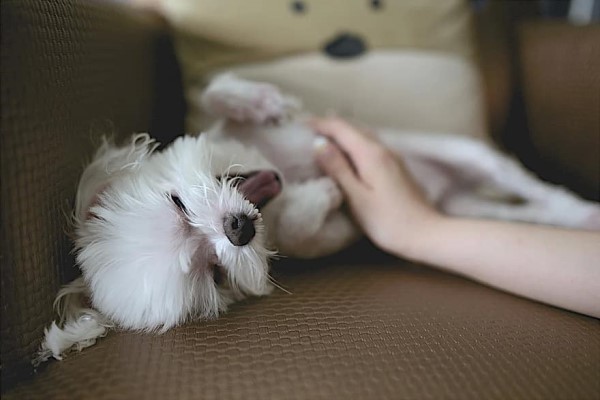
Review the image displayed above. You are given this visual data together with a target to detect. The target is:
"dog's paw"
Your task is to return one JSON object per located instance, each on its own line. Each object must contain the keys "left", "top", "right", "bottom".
{"left": 278, "top": 177, "right": 344, "bottom": 241}
{"left": 246, "top": 84, "right": 288, "bottom": 124}
{"left": 288, "top": 177, "right": 343, "bottom": 216}
{"left": 201, "top": 75, "right": 293, "bottom": 124}
{"left": 580, "top": 208, "right": 600, "bottom": 231}
{"left": 541, "top": 192, "right": 600, "bottom": 231}
{"left": 313, "top": 177, "right": 343, "bottom": 211}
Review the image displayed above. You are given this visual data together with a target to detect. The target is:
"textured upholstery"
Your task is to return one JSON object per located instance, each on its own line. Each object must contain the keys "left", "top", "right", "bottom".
{"left": 5, "top": 254, "right": 600, "bottom": 399}
{"left": 2, "top": 0, "right": 599, "bottom": 399}
{"left": 1, "top": 0, "right": 183, "bottom": 389}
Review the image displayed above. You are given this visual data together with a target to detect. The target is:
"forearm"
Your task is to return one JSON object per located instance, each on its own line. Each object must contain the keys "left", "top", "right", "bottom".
{"left": 312, "top": 117, "right": 600, "bottom": 317}
{"left": 401, "top": 216, "right": 600, "bottom": 318}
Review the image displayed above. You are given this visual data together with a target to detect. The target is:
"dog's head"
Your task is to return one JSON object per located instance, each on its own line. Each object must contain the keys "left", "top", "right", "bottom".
{"left": 74, "top": 133, "right": 282, "bottom": 331}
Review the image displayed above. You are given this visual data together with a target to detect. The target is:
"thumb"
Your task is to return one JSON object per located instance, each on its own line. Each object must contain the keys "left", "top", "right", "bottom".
{"left": 314, "top": 136, "right": 360, "bottom": 195}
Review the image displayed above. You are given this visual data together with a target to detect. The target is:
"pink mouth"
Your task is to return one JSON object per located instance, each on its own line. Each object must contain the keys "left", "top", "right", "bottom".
{"left": 236, "top": 170, "right": 282, "bottom": 208}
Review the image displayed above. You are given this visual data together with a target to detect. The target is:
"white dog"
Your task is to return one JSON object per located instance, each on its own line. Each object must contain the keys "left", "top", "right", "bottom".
{"left": 35, "top": 73, "right": 600, "bottom": 364}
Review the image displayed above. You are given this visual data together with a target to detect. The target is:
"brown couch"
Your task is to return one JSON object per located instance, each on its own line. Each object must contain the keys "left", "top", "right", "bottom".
{"left": 2, "top": 1, "right": 599, "bottom": 399}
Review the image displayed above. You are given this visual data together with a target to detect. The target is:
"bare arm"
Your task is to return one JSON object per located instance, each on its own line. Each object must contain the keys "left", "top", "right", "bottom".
{"left": 405, "top": 216, "right": 600, "bottom": 318}
{"left": 312, "top": 117, "right": 600, "bottom": 318}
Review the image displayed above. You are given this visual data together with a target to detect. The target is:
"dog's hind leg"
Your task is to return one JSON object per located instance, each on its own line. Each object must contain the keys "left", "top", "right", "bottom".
{"left": 380, "top": 130, "right": 600, "bottom": 230}
{"left": 199, "top": 73, "right": 300, "bottom": 124}
{"left": 441, "top": 191, "right": 600, "bottom": 229}
{"left": 438, "top": 148, "right": 600, "bottom": 230}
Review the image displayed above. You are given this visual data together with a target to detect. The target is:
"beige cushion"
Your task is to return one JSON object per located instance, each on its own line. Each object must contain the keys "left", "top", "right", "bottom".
{"left": 166, "top": 0, "right": 474, "bottom": 57}
{"left": 189, "top": 51, "right": 487, "bottom": 139}
{"left": 163, "top": 0, "right": 486, "bottom": 139}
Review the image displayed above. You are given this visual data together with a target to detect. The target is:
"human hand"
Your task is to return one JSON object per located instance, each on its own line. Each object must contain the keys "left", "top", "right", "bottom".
{"left": 312, "top": 118, "right": 600, "bottom": 319}
{"left": 311, "top": 117, "right": 440, "bottom": 256}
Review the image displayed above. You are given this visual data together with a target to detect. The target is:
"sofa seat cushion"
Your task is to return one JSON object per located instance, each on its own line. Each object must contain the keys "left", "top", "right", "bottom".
{"left": 6, "top": 258, "right": 599, "bottom": 399}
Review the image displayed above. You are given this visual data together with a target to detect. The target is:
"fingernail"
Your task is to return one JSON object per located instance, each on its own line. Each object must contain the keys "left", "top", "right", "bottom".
{"left": 313, "top": 136, "right": 330, "bottom": 153}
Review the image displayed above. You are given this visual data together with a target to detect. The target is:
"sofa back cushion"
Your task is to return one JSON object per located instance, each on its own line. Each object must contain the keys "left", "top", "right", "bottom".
{"left": 0, "top": 0, "right": 184, "bottom": 389}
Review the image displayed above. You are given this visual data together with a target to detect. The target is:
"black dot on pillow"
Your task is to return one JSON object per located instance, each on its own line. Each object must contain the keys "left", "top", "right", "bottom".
{"left": 370, "top": 0, "right": 383, "bottom": 10}
{"left": 291, "top": 1, "right": 306, "bottom": 14}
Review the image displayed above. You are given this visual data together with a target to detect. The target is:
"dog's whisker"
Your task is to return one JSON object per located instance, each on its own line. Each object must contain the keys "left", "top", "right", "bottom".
{"left": 202, "top": 185, "right": 211, "bottom": 207}
{"left": 190, "top": 183, "right": 217, "bottom": 196}
{"left": 267, "top": 275, "right": 292, "bottom": 295}
{"left": 207, "top": 145, "right": 214, "bottom": 172}
{"left": 223, "top": 162, "right": 244, "bottom": 178}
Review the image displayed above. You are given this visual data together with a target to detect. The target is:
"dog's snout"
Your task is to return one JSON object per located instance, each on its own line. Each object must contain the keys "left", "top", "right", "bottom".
{"left": 223, "top": 213, "right": 256, "bottom": 246}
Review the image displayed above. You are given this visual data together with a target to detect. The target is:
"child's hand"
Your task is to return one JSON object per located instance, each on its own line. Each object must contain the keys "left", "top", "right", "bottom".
{"left": 312, "top": 117, "right": 600, "bottom": 318}
{"left": 312, "top": 117, "right": 439, "bottom": 256}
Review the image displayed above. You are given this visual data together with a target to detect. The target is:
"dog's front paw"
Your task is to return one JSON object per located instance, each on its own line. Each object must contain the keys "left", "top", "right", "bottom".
{"left": 314, "top": 177, "right": 343, "bottom": 211}
{"left": 246, "top": 85, "right": 288, "bottom": 124}
{"left": 201, "top": 74, "right": 293, "bottom": 124}
{"left": 278, "top": 177, "right": 344, "bottom": 242}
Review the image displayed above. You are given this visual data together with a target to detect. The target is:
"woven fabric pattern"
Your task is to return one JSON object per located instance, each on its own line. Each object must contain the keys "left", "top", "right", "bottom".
{"left": 0, "top": 0, "right": 175, "bottom": 388}
{"left": 5, "top": 259, "right": 600, "bottom": 399}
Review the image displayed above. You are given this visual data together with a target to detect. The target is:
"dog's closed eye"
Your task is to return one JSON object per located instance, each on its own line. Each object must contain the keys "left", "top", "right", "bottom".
{"left": 170, "top": 194, "right": 188, "bottom": 214}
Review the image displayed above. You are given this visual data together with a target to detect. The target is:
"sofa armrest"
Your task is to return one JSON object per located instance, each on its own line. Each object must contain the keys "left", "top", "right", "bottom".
{"left": 0, "top": 0, "right": 184, "bottom": 390}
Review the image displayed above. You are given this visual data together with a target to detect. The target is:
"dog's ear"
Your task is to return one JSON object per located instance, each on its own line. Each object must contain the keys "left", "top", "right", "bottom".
{"left": 75, "top": 134, "right": 158, "bottom": 222}
{"left": 80, "top": 184, "right": 109, "bottom": 221}
{"left": 186, "top": 235, "right": 219, "bottom": 276}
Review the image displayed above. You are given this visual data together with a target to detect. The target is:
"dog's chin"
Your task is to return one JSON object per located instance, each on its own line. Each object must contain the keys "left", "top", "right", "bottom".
{"left": 234, "top": 170, "right": 282, "bottom": 209}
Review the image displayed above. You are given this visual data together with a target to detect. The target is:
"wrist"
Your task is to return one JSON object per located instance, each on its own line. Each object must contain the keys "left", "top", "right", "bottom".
{"left": 391, "top": 210, "right": 448, "bottom": 261}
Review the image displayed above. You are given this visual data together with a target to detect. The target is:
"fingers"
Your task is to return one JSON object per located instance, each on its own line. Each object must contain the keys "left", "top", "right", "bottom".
{"left": 314, "top": 136, "right": 362, "bottom": 197}
{"left": 310, "top": 117, "right": 378, "bottom": 166}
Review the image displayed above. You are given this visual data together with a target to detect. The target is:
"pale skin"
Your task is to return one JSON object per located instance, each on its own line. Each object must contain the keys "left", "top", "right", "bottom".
{"left": 312, "top": 117, "right": 600, "bottom": 319}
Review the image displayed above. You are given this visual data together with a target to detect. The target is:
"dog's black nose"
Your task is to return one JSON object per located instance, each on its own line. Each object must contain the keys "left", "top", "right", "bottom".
{"left": 323, "top": 33, "right": 366, "bottom": 59}
{"left": 223, "top": 214, "right": 255, "bottom": 246}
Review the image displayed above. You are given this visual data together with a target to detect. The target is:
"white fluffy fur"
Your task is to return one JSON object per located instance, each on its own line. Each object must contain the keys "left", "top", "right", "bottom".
{"left": 75, "top": 135, "right": 273, "bottom": 330}
{"left": 33, "top": 277, "right": 112, "bottom": 366}
{"left": 38, "top": 130, "right": 277, "bottom": 362}
{"left": 198, "top": 73, "right": 600, "bottom": 238}
{"left": 37, "top": 73, "right": 600, "bottom": 364}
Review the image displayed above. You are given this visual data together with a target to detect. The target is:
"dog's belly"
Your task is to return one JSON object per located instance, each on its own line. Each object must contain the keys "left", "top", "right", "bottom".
{"left": 216, "top": 119, "right": 323, "bottom": 183}
{"left": 214, "top": 119, "right": 461, "bottom": 203}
